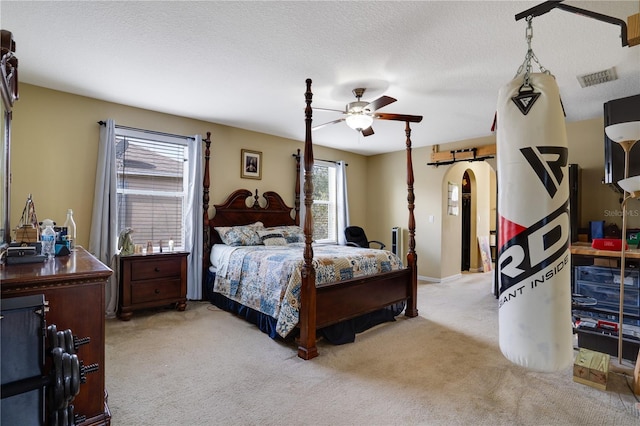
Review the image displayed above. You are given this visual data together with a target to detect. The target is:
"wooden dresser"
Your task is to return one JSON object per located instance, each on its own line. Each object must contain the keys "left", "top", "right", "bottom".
{"left": 118, "top": 251, "right": 188, "bottom": 320}
{"left": 0, "top": 247, "right": 112, "bottom": 425}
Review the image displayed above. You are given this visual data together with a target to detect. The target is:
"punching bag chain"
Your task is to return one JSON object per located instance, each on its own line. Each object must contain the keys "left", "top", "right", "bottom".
{"left": 514, "top": 16, "right": 551, "bottom": 89}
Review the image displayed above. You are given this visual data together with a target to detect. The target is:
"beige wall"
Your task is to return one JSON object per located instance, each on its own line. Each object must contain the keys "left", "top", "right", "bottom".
{"left": 367, "top": 118, "right": 640, "bottom": 281}
{"left": 367, "top": 138, "right": 497, "bottom": 281}
{"left": 204, "top": 123, "right": 369, "bottom": 223}
{"left": 564, "top": 118, "right": 640, "bottom": 232}
{"left": 9, "top": 84, "right": 368, "bottom": 248}
{"left": 11, "top": 84, "right": 637, "bottom": 280}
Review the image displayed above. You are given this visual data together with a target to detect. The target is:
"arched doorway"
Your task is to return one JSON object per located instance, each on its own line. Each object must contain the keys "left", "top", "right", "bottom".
{"left": 441, "top": 162, "right": 496, "bottom": 279}
{"left": 461, "top": 171, "right": 472, "bottom": 271}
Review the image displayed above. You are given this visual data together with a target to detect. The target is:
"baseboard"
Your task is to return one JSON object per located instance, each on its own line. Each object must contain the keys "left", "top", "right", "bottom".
{"left": 418, "top": 273, "right": 462, "bottom": 283}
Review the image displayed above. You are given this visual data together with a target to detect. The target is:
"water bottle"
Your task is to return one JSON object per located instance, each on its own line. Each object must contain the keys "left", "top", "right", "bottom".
{"left": 41, "top": 224, "right": 56, "bottom": 259}
{"left": 63, "top": 209, "right": 77, "bottom": 250}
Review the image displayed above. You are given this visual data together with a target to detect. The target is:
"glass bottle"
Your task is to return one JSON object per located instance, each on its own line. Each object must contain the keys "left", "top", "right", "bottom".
{"left": 41, "top": 224, "right": 56, "bottom": 259}
{"left": 64, "top": 209, "right": 76, "bottom": 250}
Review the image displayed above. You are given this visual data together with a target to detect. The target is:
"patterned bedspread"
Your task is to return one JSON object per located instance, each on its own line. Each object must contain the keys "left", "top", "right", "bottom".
{"left": 213, "top": 243, "right": 404, "bottom": 337}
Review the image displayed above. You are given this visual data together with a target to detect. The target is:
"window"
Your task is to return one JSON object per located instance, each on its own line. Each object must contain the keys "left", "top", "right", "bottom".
{"left": 311, "top": 161, "right": 338, "bottom": 243}
{"left": 115, "top": 129, "right": 189, "bottom": 251}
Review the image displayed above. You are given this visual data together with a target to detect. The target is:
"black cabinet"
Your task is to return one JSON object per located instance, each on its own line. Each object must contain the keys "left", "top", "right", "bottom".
{"left": 603, "top": 94, "right": 640, "bottom": 190}
{"left": 569, "top": 163, "right": 580, "bottom": 243}
{"left": 1, "top": 295, "right": 46, "bottom": 426}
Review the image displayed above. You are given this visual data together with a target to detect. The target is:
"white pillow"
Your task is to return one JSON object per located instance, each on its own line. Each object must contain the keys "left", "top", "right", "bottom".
{"left": 264, "top": 225, "right": 304, "bottom": 243}
{"left": 215, "top": 224, "right": 262, "bottom": 246}
{"left": 257, "top": 230, "right": 287, "bottom": 246}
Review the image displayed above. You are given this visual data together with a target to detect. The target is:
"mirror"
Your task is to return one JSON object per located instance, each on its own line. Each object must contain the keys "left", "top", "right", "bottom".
{"left": 1, "top": 29, "right": 18, "bottom": 248}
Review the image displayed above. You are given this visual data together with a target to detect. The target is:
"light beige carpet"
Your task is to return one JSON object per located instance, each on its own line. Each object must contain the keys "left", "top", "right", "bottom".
{"left": 104, "top": 272, "right": 640, "bottom": 425}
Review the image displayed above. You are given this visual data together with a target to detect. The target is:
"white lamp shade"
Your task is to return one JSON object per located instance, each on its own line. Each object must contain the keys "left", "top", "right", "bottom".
{"left": 618, "top": 175, "right": 640, "bottom": 196}
{"left": 345, "top": 113, "right": 374, "bottom": 131}
{"left": 605, "top": 121, "right": 640, "bottom": 143}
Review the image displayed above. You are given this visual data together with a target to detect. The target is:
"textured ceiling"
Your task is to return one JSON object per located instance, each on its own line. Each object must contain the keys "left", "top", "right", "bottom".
{"left": 2, "top": 1, "right": 639, "bottom": 155}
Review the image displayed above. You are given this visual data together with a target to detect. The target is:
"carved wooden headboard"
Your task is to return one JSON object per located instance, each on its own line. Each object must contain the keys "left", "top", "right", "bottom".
{"left": 208, "top": 189, "right": 297, "bottom": 245}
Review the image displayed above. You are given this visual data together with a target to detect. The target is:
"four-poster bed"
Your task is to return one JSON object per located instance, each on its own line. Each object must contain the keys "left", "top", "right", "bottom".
{"left": 202, "top": 79, "right": 419, "bottom": 359}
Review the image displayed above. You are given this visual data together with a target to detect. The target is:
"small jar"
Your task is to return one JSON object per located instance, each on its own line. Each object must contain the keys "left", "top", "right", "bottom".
{"left": 146, "top": 241, "right": 153, "bottom": 254}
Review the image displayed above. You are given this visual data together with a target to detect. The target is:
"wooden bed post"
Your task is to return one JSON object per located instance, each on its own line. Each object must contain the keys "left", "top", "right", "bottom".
{"left": 294, "top": 148, "right": 301, "bottom": 226}
{"left": 202, "top": 132, "right": 212, "bottom": 285}
{"left": 298, "top": 79, "right": 318, "bottom": 360}
{"left": 404, "top": 122, "right": 419, "bottom": 317}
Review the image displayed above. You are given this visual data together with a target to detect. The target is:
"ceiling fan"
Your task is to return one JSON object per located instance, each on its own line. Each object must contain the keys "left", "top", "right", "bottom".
{"left": 313, "top": 88, "right": 422, "bottom": 136}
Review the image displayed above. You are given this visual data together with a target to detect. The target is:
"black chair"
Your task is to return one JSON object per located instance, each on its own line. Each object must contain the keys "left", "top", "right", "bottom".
{"left": 344, "top": 226, "right": 385, "bottom": 250}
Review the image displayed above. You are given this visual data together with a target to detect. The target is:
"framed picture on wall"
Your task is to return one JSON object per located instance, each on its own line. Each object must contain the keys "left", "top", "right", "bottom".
{"left": 241, "top": 149, "right": 262, "bottom": 179}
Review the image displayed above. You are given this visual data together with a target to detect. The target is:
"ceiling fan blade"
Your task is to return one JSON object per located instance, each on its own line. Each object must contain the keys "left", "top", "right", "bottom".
{"left": 365, "top": 95, "right": 397, "bottom": 112}
{"left": 314, "top": 106, "right": 346, "bottom": 113}
{"left": 375, "top": 112, "right": 423, "bottom": 123}
{"left": 361, "top": 126, "right": 375, "bottom": 137}
{"left": 312, "top": 118, "right": 345, "bottom": 131}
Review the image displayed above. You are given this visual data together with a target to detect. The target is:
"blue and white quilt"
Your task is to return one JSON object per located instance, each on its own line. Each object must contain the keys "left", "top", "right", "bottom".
{"left": 212, "top": 243, "right": 404, "bottom": 337}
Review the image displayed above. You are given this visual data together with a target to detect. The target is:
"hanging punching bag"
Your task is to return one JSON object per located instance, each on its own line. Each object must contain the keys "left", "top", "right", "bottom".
{"left": 496, "top": 72, "right": 573, "bottom": 372}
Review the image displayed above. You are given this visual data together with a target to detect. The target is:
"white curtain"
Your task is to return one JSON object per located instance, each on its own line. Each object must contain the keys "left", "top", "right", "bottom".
{"left": 336, "top": 160, "right": 350, "bottom": 245}
{"left": 89, "top": 121, "right": 204, "bottom": 317}
{"left": 89, "top": 119, "right": 119, "bottom": 317}
{"left": 185, "top": 134, "right": 203, "bottom": 300}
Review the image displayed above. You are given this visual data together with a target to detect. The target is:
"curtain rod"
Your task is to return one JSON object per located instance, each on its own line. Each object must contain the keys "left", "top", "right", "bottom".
{"left": 97, "top": 121, "right": 195, "bottom": 140}
{"left": 427, "top": 157, "right": 494, "bottom": 167}
{"left": 291, "top": 152, "right": 348, "bottom": 166}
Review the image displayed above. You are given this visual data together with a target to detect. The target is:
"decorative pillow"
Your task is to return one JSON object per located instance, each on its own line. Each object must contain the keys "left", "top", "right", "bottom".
{"left": 257, "top": 230, "right": 288, "bottom": 246}
{"left": 215, "top": 225, "right": 263, "bottom": 246}
{"left": 265, "top": 225, "right": 305, "bottom": 243}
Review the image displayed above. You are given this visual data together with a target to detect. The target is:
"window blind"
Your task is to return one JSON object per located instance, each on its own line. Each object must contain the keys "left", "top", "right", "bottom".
{"left": 115, "top": 129, "right": 189, "bottom": 250}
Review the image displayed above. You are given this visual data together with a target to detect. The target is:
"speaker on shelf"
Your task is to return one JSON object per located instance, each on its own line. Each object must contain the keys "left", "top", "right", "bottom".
{"left": 391, "top": 227, "right": 402, "bottom": 257}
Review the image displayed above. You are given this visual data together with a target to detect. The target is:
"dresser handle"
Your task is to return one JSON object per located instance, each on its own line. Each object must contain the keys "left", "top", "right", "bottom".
{"left": 155, "top": 289, "right": 160, "bottom": 294}
{"left": 154, "top": 267, "right": 160, "bottom": 272}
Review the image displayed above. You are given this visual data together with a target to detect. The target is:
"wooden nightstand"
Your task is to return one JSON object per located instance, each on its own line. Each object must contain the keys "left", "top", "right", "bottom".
{"left": 118, "top": 251, "right": 189, "bottom": 320}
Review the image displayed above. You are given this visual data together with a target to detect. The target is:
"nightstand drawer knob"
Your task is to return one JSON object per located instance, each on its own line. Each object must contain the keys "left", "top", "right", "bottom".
{"left": 154, "top": 267, "right": 160, "bottom": 272}
{"left": 155, "top": 289, "right": 160, "bottom": 294}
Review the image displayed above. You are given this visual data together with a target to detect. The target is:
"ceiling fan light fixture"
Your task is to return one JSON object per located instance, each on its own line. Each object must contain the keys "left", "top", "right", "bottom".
{"left": 345, "top": 113, "right": 373, "bottom": 131}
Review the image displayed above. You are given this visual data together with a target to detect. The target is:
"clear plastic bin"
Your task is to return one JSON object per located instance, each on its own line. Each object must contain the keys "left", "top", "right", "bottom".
{"left": 576, "top": 280, "right": 640, "bottom": 316}
{"left": 576, "top": 265, "right": 639, "bottom": 287}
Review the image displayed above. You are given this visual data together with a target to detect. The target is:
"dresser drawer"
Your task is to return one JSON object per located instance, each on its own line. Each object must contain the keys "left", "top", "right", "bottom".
{"left": 130, "top": 278, "right": 182, "bottom": 304}
{"left": 130, "top": 257, "right": 183, "bottom": 281}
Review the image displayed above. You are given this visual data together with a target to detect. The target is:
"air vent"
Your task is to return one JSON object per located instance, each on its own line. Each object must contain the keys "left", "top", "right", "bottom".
{"left": 576, "top": 67, "right": 617, "bottom": 88}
